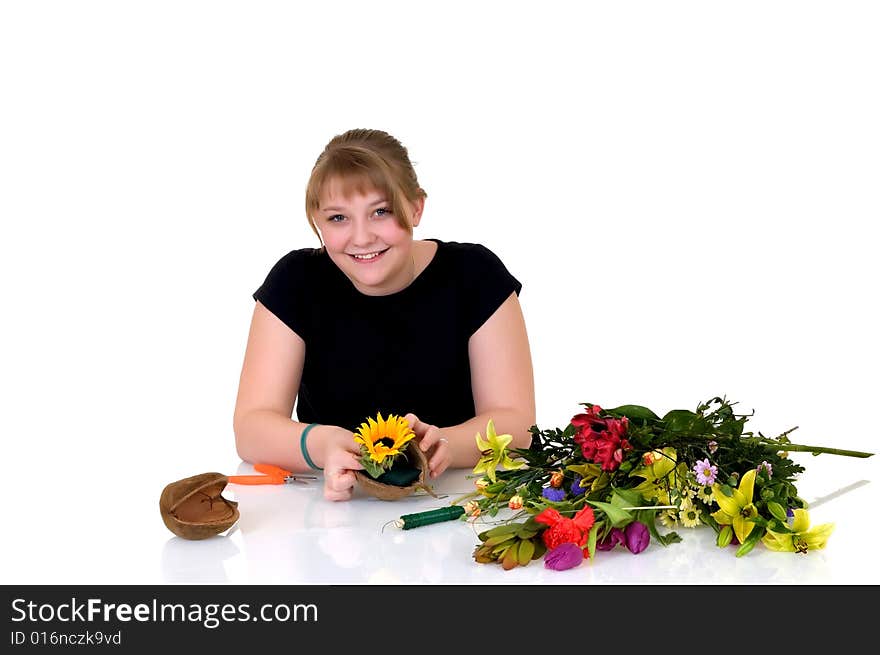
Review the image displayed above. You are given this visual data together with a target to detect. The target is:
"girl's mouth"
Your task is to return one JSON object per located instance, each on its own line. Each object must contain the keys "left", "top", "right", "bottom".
{"left": 348, "top": 247, "right": 389, "bottom": 263}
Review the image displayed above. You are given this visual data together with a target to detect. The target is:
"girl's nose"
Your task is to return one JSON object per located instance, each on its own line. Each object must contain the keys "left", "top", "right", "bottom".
{"left": 351, "top": 217, "right": 375, "bottom": 245}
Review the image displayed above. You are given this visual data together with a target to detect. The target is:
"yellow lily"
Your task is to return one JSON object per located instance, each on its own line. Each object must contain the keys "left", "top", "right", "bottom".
{"left": 630, "top": 447, "right": 684, "bottom": 504}
{"left": 472, "top": 419, "right": 523, "bottom": 483}
{"left": 711, "top": 468, "right": 759, "bottom": 544}
{"left": 762, "top": 509, "right": 835, "bottom": 553}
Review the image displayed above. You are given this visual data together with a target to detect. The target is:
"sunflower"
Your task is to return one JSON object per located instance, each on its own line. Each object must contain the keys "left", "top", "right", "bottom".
{"left": 354, "top": 412, "right": 417, "bottom": 476}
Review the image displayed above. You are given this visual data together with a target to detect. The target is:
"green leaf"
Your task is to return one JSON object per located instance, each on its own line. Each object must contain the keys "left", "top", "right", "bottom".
{"left": 606, "top": 404, "right": 660, "bottom": 424}
{"left": 610, "top": 488, "right": 643, "bottom": 507}
{"left": 360, "top": 456, "right": 388, "bottom": 479}
{"left": 661, "top": 410, "right": 711, "bottom": 435}
{"left": 767, "top": 519, "right": 791, "bottom": 533}
{"left": 587, "top": 500, "right": 634, "bottom": 527}
{"left": 735, "top": 527, "right": 764, "bottom": 557}
{"left": 516, "top": 527, "right": 538, "bottom": 540}
{"left": 480, "top": 523, "right": 521, "bottom": 541}
{"left": 517, "top": 539, "right": 535, "bottom": 566}
{"left": 501, "top": 546, "right": 520, "bottom": 570}
{"left": 532, "top": 540, "right": 547, "bottom": 560}
{"left": 748, "top": 515, "right": 770, "bottom": 528}
{"left": 483, "top": 532, "right": 518, "bottom": 547}
{"left": 767, "top": 501, "right": 788, "bottom": 522}
{"left": 586, "top": 525, "right": 598, "bottom": 560}
{"left": 523, "top": 517, "right": 543, "bottom": 531}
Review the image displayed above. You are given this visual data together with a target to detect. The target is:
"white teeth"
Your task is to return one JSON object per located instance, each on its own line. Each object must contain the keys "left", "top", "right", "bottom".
{"left": 352, "top": 251, "right": 382, "bottom": 260}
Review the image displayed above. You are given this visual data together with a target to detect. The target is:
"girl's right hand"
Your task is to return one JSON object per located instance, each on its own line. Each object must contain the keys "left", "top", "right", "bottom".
{"left": 318, "top": 426, "right": 365, "bottom": 501}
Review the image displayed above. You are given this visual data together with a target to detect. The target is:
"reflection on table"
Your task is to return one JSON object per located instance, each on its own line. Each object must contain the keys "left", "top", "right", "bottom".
{"left": 159, "top": 456, "right": 877, "bottom": 585}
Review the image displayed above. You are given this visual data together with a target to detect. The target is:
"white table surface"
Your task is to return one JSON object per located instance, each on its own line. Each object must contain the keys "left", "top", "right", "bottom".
{"left": 3, "top": 452, "right": 877, "bottom": 586}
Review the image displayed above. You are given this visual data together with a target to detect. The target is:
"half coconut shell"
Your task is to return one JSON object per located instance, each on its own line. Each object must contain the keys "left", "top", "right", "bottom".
{"left": 160, "top": 472, "right": 240, "bottom": 540}
{"left": 355, "top": 440, "right": 439, "bottom": 501}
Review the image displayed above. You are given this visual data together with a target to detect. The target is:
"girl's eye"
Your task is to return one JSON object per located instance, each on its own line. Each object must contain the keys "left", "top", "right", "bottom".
{"left": 327, "top": 207, "right": 391, "bottom": 223}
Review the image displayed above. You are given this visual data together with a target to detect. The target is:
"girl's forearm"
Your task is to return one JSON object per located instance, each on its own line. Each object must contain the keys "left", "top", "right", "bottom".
{"left": 234, "top": 410, "right": 331, "bottom": 473}
{"left": 441, "top": 408, "right": 535, "bottom": 468}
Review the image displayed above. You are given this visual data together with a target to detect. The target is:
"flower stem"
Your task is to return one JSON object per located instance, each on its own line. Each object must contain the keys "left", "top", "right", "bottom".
{"left": 450, "top": 491, "right": 480, "bottom": 506}
{"left": 762, "top": 442, "right": 874, "bottom": 458}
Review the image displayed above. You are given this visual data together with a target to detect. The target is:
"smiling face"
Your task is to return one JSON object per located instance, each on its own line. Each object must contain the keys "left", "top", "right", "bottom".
{"left": 317, "top": 177, "right": 424, "bottom": 296}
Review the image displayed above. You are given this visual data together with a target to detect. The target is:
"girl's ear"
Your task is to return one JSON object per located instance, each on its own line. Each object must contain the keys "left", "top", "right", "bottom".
{"left": 410, "top": 196, "right": 425, "bottom": 227}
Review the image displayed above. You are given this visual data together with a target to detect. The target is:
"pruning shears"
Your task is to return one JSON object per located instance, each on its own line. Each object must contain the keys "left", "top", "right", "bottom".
{"left": 228, "top": 464, "right": 317, "bottom": 485}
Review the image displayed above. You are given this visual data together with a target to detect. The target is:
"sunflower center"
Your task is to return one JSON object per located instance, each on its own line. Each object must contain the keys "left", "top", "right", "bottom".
{"left": 378, "top": 437, "right": 397, "bottom": 449}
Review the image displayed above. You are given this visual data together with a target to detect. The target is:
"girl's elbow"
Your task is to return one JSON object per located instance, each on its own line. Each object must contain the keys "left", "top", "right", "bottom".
{"left": 232, "top": 414, "right": 255, "bottom": 463}
{"left": 513, "top": 413, "right": 536, "bottom": 449}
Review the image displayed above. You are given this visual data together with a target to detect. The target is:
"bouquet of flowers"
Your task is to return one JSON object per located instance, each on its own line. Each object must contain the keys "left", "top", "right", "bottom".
{"left": 461, "top": 397, "right": 873, "bottom": 571}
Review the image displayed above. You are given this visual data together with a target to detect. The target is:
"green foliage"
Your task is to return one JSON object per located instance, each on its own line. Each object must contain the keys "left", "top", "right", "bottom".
{"left": 472, "top": 519, "right": 546, "bottom": 570}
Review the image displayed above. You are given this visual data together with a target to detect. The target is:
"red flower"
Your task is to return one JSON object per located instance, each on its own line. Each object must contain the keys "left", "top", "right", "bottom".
{"left": 535, "top": 506, "right": 596, "bottom": 557}
{"left": 570, "top": 405, "right": 603, "bottom": 430}
{"left": 571, "top": 407, "right": 632, "bottom": 471}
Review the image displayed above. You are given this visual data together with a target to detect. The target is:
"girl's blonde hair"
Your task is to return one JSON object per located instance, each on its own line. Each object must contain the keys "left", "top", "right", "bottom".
{"left": 305, "top": 129, "right": 428, "bottom": 245}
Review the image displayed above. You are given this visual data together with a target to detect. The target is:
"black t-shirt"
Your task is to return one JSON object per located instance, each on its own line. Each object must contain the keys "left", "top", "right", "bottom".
{"left": 252, "top": 238, "right": 522, "bottom": 432}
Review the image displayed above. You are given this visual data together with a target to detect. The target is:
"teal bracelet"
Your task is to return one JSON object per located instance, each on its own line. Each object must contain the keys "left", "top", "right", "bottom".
{"left": 300, "top": 423, "right": 322, "bottom": 471}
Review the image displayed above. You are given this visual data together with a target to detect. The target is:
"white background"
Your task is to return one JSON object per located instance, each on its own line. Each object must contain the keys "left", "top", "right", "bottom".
{"left": 1, "top": 1, "right": 877, "bottom": 584}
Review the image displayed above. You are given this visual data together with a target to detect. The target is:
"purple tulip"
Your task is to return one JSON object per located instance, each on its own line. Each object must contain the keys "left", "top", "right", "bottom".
{"left": 624, "top": 521, "right": 650, "bottom": 554}
{"left": 595, "top": 527, "right": 626, "bottom": 551}
{"left": 544, "top": 542, "right": 584, "bottom": 571}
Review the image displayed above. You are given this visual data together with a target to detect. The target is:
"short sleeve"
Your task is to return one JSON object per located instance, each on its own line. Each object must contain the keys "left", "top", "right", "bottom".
{"left": 252, "top": 250, "right": 311, "bottom": 340}
{"left": 463, "top": 244, "right": 523, "bottom": 336}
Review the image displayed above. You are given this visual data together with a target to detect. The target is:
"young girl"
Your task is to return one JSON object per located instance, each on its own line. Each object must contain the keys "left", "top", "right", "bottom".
{"left": 233, "top": 128, "right": 536, "bottom": 501}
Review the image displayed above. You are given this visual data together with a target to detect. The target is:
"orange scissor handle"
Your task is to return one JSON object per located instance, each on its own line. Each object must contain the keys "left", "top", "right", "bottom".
{"left": 254, "top": 463, "right": 291, "bottom": 477}
{"left": 227, "top": 463, "right": 292, "bottom": 485}
{"left": 227, "top": 474, "right": 283, "bottom": 485}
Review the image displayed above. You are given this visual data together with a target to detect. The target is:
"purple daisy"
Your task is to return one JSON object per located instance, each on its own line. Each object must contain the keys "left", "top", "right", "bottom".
{"left": 693, "top": 458, "right": 718, "bottom": 485}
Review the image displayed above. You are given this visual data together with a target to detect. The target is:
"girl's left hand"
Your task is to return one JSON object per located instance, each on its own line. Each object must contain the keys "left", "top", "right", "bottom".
{"left": 404, "top": 413, "right": 451, "bottom": 479}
